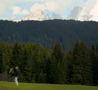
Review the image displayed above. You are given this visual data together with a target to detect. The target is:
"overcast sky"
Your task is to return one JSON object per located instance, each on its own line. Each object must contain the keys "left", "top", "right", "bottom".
{"left": 0, "top": 0, "right": 98, "bottom": 21}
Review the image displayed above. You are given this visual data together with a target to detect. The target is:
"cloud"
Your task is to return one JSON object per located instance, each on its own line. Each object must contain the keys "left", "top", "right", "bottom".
{"left": 22, "top": 10, "right": 30, "bottom": 14}
{"left": 30, "top": 0, "right": 83, "bottom": 14}
{"left": 11, "top": 6, "right": 21, "bottom": 15}
{"left": 3, "top": 0, "right": 83, "bottom": 3}
{"left": 11, "top": 6, "right": 30, "bottom": 15}
{"left": 45, "top": 2, "right": 59, "bottom": 12}
{"left": 0, "top": 0, "right": 83, "bottom": 16}
{"left": 1, "top": 0, "right": 98, "bottom": 21}
{"left": 30, "top": 3, "right": 46, "bottom": 12}
{"left": 0, "top": 1, "right": 8, "bottom": 16}
{"left": 77, "top": 0, "right": 98, "bottom": 21}
{"left": 30, "top": 2, "right": 60, "bottom": 13}
{"left": 46, "top": 0, "right": 83, "bottom": 13}
{"left": 89, "top": 3, "right": 98, "bottom": 21}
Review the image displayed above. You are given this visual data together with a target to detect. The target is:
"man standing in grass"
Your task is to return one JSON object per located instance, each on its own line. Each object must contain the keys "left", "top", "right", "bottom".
{"left": 12, "top": 67, "right": 19, "bottom": 86}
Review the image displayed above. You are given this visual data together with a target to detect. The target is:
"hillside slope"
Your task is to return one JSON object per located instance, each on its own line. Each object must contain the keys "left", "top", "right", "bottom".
{"left": 0, "top": 20, "right": 98, "bottom": 51}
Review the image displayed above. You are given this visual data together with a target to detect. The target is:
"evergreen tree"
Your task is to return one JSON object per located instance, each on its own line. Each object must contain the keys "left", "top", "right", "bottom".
{"left": 18, "top": 42, "right": 23, "bottom": 68}
{"left": 72, "top": 40, "right": 93, "bottom": 85}
{"left": 91, "top": 43, "right": 97, "bottom": 85}
{"left": 38, "top": 48, "right": 47, "bottom": 83}
{"left": 21, "top": 45, "right": 32, "bottom": 82}
{"left": 95, "top": 42, "right": 98, "bottom": 85}
{"left": 50, "top": 41, "right": 66, "bottom": 84}
{"left": 9, "top": 42, "right": 20, "bottom": 68}
{"left": 26, "top": 43, "right": 34, "bottom": 82}
{"left": 96, "top": 42, "right": 98, "bottom": 53}
{"left": 0, "top": 44, "right": 4, "bottom": 73}
{"left": 72, "top": 40, "right": 82, "bottom": 84}
{"left": 46, "top": 57, "right": 51, "bottom": 83}
{"left": 0, "top": 40, "right": 97, "bottom": 85}
{"left": 80, "top": 41, "right": 93, "bottom": 85}
{"left": 66, "top": 50, "right": 73, "bottom": 84}
{"left": 32, "top": 44, "right": 41, "bottom": 83}
{"left": 3, "top": 42, "right": 11, "bottom": 71}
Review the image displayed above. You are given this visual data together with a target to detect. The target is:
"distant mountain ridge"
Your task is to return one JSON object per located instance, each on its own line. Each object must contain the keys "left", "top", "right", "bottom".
{"left": 22, "top": 9, "right": 63, "bottom": 21}
{"left": 0, "top": 20, "right": 98, "bottom": 51}
{"left": 10, "top": 17, "right": 21, "bottom": 22}
{"left": 10, "top": 9, "right": 63, "bottom": 22}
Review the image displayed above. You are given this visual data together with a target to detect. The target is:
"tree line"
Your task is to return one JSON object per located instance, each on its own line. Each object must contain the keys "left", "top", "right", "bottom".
{"left": 0, "top": 40, "right": 98, "bottom": 86}
{"left": 0, "top": 20, "right": 98, "bottom": 52}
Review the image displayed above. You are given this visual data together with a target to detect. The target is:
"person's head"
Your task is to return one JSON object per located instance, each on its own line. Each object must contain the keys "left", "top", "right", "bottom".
{"left": 15, "top": 67, "right": 18, "bottom": 70}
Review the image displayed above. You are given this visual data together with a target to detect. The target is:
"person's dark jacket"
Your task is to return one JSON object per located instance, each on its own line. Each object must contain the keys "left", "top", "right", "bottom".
{"left": 12, "top": 69, "right": 19, "bottom": 77}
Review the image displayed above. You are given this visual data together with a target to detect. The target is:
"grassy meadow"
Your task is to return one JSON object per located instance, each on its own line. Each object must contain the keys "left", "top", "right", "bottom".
{"left": 0, "top": 81, "right": 98, "bottom": 90}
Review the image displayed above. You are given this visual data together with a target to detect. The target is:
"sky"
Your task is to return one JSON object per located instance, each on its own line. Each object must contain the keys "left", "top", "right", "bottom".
{"left": 0, "top": 0, "right": 98, "bottom": 21}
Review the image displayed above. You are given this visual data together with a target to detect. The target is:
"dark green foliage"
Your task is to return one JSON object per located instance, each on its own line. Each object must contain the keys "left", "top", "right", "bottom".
{"left": 46, "top": 57, "right": 51, "bottom": 83}
{"left": 96, "top": 42, "right": 98, "bottom": 54}
{"left": 72, "top": 40, "right": 82, "bottom": 84}
{"left": 0, "top": 40, "right": 98, "bottom": 86}
{"left": 0, "top": 43, "right": 4, "bottom": 73}
{"left": 79, "top": 41, "right": 93, "bottom": 85}
{"left": 96, "top": 43, "right": 98, "bottom": 85}
{"left": 66, "top": 50, "right": 73, "bottom": 84}
{"left": 21, "top": 45, "right": 31, "bottom": 82}
{"left": 95, "top": 57, "right": 98, "bottom": 85}
{"left": 9, "top": 41, "right": 20, "bottom": 67}
{"left": 91, "top": 44, "right": 98, "bottom": 85}
{"left": 72, "top": 40, "right": 93, "bottom": 85}
{"left": 0, "top": 20, "right": 98, "bottom": 52}
{"left": 50, "top": 41, "right": 66, "bottom": 84}
{"left": 2, "top": 43, "right": 11, "bottom": 71}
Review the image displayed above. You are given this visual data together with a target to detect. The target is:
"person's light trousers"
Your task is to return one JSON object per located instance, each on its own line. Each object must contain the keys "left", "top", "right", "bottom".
{"left": 15, "top": 77, "right": 18, "bottom": 86}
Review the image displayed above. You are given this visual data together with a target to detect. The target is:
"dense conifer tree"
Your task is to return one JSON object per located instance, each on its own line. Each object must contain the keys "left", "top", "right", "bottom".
{"left": 0, "top": 40, "right": 98, "bottom": 85}
{"left": 91, "top": 44, "right": 97, "bottom": 85}
{"left": 21, "top": 45, "right": 31, "bottom": 82}
{"left": 72, "top": 40, "right": 82, "bottom": 84}
{"left": 9, "top": 41, "right": 20, "bottom": 68}
{"left": 95, "top": 42, "right": 98, "bottom": 85}
{"left": 2, "top": 42, "right": 11, "bottom": 71}
{"left": 79, "top": 41, "right": 93, "bottom": 85}
{"left": 66, "top": 50, "right": 73, "bottom": 84}
{"left": 0, "top": 44, "right": 4, "bottom": 73}
{"left": 50, "top": 41, "right": 66, "bottom": 84}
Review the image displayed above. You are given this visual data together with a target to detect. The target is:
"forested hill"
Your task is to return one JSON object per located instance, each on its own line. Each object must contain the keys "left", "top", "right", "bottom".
{"left": 0, "top": 20, "right": 98, "bottom": 51}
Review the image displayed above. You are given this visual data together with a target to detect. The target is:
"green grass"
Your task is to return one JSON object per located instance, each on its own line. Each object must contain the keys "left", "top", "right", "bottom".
{"left": 0, "top": 81, "right": 98, "bottom": 90}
